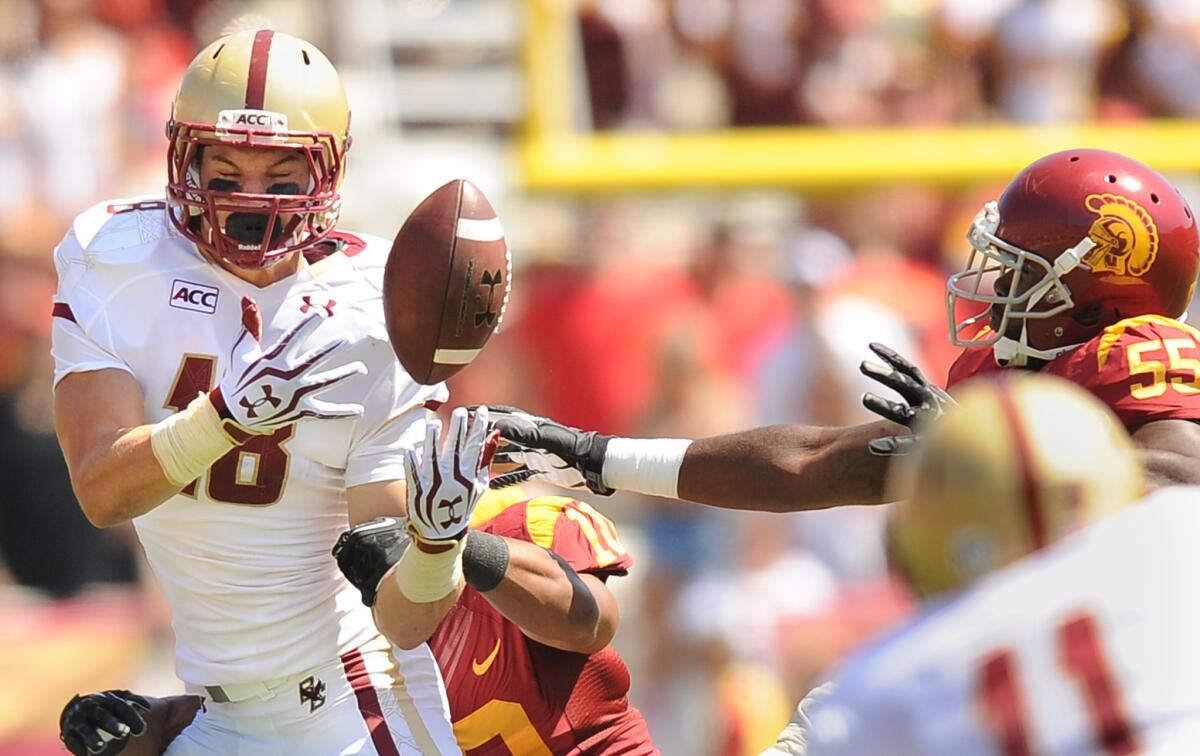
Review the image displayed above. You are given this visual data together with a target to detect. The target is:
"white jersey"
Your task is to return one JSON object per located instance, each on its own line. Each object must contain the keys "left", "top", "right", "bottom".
{"left": 799, "top": 487, "right": 1200, "bottom": 756}
{"left": 51, "top": 197, "right": 447, "bottom": 687}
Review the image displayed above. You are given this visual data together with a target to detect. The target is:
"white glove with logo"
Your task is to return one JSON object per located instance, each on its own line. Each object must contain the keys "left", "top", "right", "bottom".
{"left": 404, "top": 406, "right": 497, "bottom": 545}
{"left": 210, "top": 296, "right": 366, "bottom": 435}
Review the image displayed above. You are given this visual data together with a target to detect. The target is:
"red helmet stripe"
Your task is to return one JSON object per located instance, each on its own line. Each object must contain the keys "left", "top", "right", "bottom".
{"left": 244, "top": 29, "right": 275, "bottom": 109}
{"left": 994, "top": 382, "right": 1046, "bottom": 549}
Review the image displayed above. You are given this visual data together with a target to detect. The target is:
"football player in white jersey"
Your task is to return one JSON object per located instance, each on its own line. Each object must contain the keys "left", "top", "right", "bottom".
{"left": 51, "top": 29, "right": 484, "bottom": 755}
{"left": 765, "top": 374, "right": 1200, "bottom": 756}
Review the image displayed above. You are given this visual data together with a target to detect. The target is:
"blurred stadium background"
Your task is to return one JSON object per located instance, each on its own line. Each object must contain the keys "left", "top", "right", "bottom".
{"left": 1, "top": 0, "right": 1199, "bottom": 753}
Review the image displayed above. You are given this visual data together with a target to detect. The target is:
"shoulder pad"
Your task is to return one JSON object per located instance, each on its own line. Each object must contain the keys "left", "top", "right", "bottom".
{"left": 1047, "top": 314, "right": 1200, "bottom": 427}
{"left": 329, "top": 229, "right": 389, "bottom": 291}
{"left": 468, "top": 487, "right": 529, "bottom": 529}
{"left": 1092, "top": 315, "right": 1200, "bottom": 371}
{"left": 66, "top": 197, "right": 175, "bottom": 266}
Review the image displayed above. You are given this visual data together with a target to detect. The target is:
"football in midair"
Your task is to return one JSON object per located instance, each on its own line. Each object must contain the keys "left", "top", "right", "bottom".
{"left": 383, "top": 179, "right": 511, "bottom": 385}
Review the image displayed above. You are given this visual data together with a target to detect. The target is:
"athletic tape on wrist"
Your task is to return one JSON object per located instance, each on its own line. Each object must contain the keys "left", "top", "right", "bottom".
{"left": 149, "top": 394, "right": 237, "bottom": 488}
{"left": 602, "top": 437, "right": 693, "bottom": 498}
{"left": 392, "top": 538, "right": 465, "bottom": 603}
{"left": 463, "top": 530, "right": 510, "bottom": 592}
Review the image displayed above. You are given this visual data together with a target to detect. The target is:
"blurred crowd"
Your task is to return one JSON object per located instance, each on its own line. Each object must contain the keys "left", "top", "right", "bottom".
{"left": 1, "top": 0, "right": 1199, "bottom": 754}
{"left": 580, "top": 0, "right": 1200, "bottom": 129}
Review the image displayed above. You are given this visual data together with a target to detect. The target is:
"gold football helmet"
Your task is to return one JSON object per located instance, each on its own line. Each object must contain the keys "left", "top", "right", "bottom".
{"left": 888, "top": 374, "right": 1143, "bottom": 597}
{"left": 166, "top": 29, "right": 350, "bottom": 268}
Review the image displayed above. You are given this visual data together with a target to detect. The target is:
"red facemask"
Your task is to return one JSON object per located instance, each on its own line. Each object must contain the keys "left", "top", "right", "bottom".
{"left": 165, "top": 118, "right": 348, "bottom": 269}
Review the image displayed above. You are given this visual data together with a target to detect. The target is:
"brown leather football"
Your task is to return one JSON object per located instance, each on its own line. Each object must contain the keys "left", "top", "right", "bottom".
{"left": 383, "top": 179, "right": 511, "bottom": 385}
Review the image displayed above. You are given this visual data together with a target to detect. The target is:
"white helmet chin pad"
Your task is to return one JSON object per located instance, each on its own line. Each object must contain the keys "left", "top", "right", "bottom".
{"left": 992, "top": 326, "right": 1082, "bottom": 368}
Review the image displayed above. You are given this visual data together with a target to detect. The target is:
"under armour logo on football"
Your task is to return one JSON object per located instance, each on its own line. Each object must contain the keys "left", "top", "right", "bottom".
{"left": 298, "top": 675, "right": 326, "bottom": 713}
{"left": 436, "top": 496, "right": 464, "bottom": 529}
{"left": 474, "top": 269, "right": 503, "bottom": 328}
{"left": 300, "top": 296, "right": 336, "bottom": 317}
{"left": 240, "top": 385, "right": 282, "bottom": 417}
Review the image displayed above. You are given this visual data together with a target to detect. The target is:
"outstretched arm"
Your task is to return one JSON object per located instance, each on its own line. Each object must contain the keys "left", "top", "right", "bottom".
{"left": 341, "top": 407, "right": 497, "bottom": 650}
{"left": 676, "top": 421, "right": 899, "bottom": 512}
{"left": 488, "top": 407, "right": 901, "bottom": 513}
{"left": 346, "top": 484, "right": 461, "bottom": 651}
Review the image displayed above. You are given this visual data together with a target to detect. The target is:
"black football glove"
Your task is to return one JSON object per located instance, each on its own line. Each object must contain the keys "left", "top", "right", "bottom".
{"left": 482, "top": 405, "right": 614, "bottom": 495}
{"left": 332, "top": 516, "right": 412, "bottom": 607}
{"left": 860, "top": 342, "right": 957, "bottom": 456}
{"left": 60, "top": 690, "right": 150, "bottom": 756}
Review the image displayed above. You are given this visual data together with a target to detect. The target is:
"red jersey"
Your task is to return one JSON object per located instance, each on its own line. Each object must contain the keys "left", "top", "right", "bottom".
{"left": 946, "top": 315, "right": 1200, "bottom": 428}
{"left": 429, "top": 495, "right": 656, "bottom": 755}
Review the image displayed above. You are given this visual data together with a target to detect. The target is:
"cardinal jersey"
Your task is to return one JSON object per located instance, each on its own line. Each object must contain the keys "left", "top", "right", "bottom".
{"left": 947, "top": 316, "right": 1200, "bottom": 429}
{"left": 51, "top": 197, "right": 448, "bottom": 687}
{"left": 428, "top": 495, "right": 657, "bottom": 755}
{"left": 797, "top": 486, "right": 1200, "bottom": 756}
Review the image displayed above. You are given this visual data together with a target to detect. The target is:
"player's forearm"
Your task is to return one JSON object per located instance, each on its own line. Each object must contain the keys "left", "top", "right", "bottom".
{"left": 373, "top": 584, "right": 460, "bottom": 650}
{"left": 1132, "top": 419, "right": 1200, "bottom": 488}
{"left": 126, "top": 694, "right": 202, "bottom": 756}
{"left": 57, "top": 369, "right": 248, "bottom": 528}
{"left": 372, "top": 542, "right": 465, "bottom": 649}
{"left": 373, "top": 578, "right": 460, "bottom": 650}
{"left": 1140, "top": 452, "right": 1200, "bottom": 488}
{"left": 676, "top": 421, "right": 898, "bottom": 512}
{"left": 65, "top": 424, "right": 184, "bottom": 528}
{"left": 473, "top": 534, "right": 609, "bottom": 654}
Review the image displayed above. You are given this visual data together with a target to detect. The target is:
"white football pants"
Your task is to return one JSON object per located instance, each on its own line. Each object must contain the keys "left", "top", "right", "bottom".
{"left": 166, "top": 636, "right": 460, "bottom": 755}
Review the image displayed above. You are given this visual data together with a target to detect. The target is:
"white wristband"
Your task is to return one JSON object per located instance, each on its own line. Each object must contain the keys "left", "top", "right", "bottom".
{"left": 149, "top": 394, "right": 237, "bottom": 488}
{"left": 602, "top": 437, "right": 693, "bottom": 498}
{"left": 392, "top": 539, "right": 466, "bottom": 603}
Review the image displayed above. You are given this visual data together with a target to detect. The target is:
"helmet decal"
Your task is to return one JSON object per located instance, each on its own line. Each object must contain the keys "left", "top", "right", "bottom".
{"left": 993, "top": 382, "right": 1046, "bottom": 549}
{"left": 1082, "top": 193, "right": 1159, "bottom": 277}
{"left": 245, "top": 29, "right": 274, "bottom": 109}
{"left": 215, "top": 109, "right": 290, "bottom": 141}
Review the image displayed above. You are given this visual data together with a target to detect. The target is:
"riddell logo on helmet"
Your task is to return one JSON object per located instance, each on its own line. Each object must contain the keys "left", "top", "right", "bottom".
{"left": 170, "top": 280, "right": 220, "bottom": 314}
{"left": 1082, "top": 193, "right": 1159, "bottom": 278}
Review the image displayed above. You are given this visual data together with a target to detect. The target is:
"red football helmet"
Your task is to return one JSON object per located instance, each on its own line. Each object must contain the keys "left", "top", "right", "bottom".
{"left": 947, "top": 149, "right": 1200, "bottom": 366}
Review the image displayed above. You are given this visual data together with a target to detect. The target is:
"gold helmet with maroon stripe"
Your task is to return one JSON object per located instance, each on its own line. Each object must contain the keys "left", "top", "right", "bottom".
{"left": 887, "top": 374, "right": 1142, "bottom": 598}
{"left": 166, "top": 29, "right": 350, "bottom": 268}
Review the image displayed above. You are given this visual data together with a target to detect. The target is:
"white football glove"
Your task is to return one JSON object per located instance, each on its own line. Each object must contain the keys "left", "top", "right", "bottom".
{"left": 404, "top": 406, "right": 498, "bottom": 545}
{"left": 210, "top": 296, "right": 366, "bottom": 435}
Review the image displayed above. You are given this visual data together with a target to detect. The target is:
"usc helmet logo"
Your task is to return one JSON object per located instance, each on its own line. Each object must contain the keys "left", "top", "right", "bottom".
{"left": 1082, "top": 193, "right": 1159, "bottom": 277}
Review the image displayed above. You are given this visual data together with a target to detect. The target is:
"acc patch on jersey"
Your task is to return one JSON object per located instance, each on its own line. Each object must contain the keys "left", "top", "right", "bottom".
{"left": 170, "top": 279, "right": 220, "bottom": 314}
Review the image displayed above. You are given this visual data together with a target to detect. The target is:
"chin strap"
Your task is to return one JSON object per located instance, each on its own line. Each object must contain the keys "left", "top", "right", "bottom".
{"left": 991, "top": 237, "right": 1097, "bottom": 368}
{"left": 992, "top": 327, "right": 1083, "bottom": 368}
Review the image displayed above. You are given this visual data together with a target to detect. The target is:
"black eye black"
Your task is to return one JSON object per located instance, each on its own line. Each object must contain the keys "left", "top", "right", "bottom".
{"left": 268, "top": 182, "right": 302, "bottom": 195}
{"left": 207, "top": 178, "right": 240, "bottom": 192}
